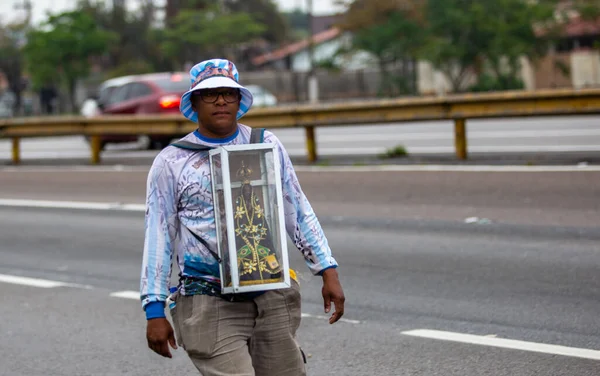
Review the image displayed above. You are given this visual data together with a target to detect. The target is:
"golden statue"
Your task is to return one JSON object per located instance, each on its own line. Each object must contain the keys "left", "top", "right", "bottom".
{"left": 232, "top": 160, "right": 282, "bottom": 285}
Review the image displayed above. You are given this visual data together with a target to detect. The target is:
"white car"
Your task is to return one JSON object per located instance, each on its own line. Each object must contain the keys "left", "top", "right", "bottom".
{"left": 0, "top": 94, "right": 13, "bottom": 118}
{"left": 80, "top": 75, "right": 138, "bottom": 118}
{"left": 246, "top": 85, "right": 278, "bottom": 107}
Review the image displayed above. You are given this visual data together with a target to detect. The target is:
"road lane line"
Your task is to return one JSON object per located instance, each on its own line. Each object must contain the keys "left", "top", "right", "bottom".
{"left": 402, "top": 329, "right": 600, "bottom": 361}
{"left": 109, "top": 291, "right": 140, "bottom": 300}
{"left": 294, "top": 165, "right": 600, "bottom": 173}
{"left": 0, "top": 273, "right": 92, "bottom": 289}
{"left": 1, "top": 165, "right": 600, "bottom": 175}
{"left": 0, "top": 199, "right": 146, "bottom": 212}
{"left": 301, "top": 313, "right": 361, "bottom": 324}
{"left": 109, "top": 290, "right": 361, "bottom": 324}
{"left": 292, "top": 129, "right": 600, "bottom": 143}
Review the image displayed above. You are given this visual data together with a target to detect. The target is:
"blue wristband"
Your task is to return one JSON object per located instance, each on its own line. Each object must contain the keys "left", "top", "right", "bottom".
{"left": 145, "top": 301, "right": 166, "bottom": 320}
{"left": 318, "top": 265, "right": 338, "bottom": 276}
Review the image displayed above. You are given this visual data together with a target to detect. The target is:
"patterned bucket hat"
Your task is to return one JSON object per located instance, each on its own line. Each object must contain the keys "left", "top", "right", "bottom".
{"left": 180, "top": 59, "right": 254, "bottom": 123}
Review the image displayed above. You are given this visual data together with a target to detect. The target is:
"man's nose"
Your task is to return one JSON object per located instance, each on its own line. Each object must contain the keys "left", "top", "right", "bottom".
{"left": 215, "top": 93, "right": 227, "bottom": 105}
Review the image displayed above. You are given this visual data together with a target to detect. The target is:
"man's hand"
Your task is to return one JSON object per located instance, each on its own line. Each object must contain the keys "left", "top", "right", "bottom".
{"left": 146, "top": 318, "right": 178, "bottom": 358}
{"left": 321, "top": 268, "right": 345, "bottom": 324}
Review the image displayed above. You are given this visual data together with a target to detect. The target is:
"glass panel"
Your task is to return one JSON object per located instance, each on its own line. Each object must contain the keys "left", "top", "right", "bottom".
{"left": 227, "top": 149, "right": 285, "bottom": 287}
{"left": 210, "top": 152, "right": 232, "bottom": 288}
{"left": 152, "top": 77, "right": 191, "bottom": 93}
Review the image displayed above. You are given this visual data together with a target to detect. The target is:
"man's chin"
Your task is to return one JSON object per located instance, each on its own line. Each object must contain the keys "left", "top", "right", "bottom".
{"left": 206, "top": 120, "right": 237, "bottom": 136}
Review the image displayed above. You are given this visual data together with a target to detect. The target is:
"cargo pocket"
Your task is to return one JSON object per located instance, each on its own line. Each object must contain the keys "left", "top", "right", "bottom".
{"left": 284, "top": 279, "right": 302, "bottom": 334}
{"left": 169, "top": 292, "right": 184, "bottom": 349}
{"left": 179, "top": 294, "right": 219, "bottom": 358}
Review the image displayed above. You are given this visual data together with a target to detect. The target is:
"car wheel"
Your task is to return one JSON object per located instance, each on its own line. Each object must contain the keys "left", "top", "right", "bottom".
{"left": 150, "top": 138, "right": 171, "bottom": 150}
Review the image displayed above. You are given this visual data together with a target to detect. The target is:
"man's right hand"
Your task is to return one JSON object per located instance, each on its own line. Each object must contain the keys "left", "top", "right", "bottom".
{"left": 146, "top": 318, "right": 178, "bottom": 358}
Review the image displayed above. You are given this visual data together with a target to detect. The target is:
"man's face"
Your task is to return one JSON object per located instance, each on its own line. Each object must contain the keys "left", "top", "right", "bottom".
{"left": 191, "top": 88, "right": 241, "bottom": 137}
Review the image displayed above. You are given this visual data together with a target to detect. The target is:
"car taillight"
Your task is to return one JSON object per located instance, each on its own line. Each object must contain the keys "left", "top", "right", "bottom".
{"left": 159, "top": 95, "right": 180, "bottom": 109}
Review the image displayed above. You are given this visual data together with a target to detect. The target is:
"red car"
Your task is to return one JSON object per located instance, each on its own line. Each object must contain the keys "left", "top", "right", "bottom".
{"left": 94, "top": 72, "right": 190, "bottom": 150}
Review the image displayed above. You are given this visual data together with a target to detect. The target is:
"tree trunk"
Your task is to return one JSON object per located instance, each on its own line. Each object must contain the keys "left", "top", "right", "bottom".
{"left": 68, "top": 79, "right": 77, "bottom": 114}
{"left": 378, "top": 58, "right": 390, "bottom": 96}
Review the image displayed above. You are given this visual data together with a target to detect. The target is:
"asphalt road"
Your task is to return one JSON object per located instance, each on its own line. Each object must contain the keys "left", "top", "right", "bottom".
{"left": 1, "top": 115, "right": 600, "bottom": 164}
{"left": 1, "top": 207, "right": 599, "bottom": 376}
{"left": 1, "top": 168, "right": 599, "bottom": 375}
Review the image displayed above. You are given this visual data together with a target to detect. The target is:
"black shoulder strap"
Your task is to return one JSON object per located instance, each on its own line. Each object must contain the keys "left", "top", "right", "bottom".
{"left": 250, "top": 128, "right": 265, "bottom": 144}
{"left": 169, "top": 140, "right": 213, "bottom": 151}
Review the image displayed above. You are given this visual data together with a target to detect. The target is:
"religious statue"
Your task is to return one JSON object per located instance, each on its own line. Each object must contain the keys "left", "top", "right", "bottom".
{"left": 232, "top": 159, "right": 282, "bottom": 286}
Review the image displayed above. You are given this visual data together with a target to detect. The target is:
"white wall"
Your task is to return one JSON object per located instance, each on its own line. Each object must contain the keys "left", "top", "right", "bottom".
{"left": 571, "top": 50, "right": 600, "bottom": 88}
{"left": 290, "top": 34, "right": 374, "bottom": 72}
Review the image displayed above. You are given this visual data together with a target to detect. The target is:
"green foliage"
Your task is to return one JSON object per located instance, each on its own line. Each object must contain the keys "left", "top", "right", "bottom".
{"left": 342, "top": 0, "right": 561, "bottom": 94}
{"left": 0, "top": 22, "right": 26, "bottom": 111}
{"left": 283, "top": 9, "right": 309, "bottom": 34}
{"left": 160, "top": 6, "right": 266, "bottom": 69}
{"left": 381, "top": 145, "right": 408, "bottom": 159}
{"left": 341, "top": 7, "right": 425, "bottom": 96}
{"left": 77, "top": 1, "right": 170, "bottom": 72}
{"left": 422, "top": 0, "right": 558, "bottom": 92}
{"left": 223, "top": 0, "right": 290, "bottom": 44}
{"left": 575, "top": 0, "right": 600, "bottom": 19}
{"left": 469, "top": 73, "right": 524, "bottom": 92}
{"left": 23, "top": 10, "right": 116, "bottom": 110}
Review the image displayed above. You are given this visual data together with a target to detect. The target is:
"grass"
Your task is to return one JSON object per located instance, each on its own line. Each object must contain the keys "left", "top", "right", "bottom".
{"left": 380, "top": 145, "right": 409, "bottom": 159}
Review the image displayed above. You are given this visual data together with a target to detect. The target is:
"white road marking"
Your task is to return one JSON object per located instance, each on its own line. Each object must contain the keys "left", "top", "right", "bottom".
{"left": 109, "top": 290, "right": 140, "bottom": 300}
{"left": 109, "top": 290, "right": 361, "bottom": 324}
{"left": 402, "top": 329, "right": 600, "bottom": 361}
{"left": 297, "top": 128, "right": 600, "bottom": 143}
{"left": 1, "top": 164, "right": 599, "bottom": 174}
{"left": 283, "top": 144, "right": 600, "bottom": 156}
{"left": 0, "top": 273, "right": 92, "bottom": 289}
{"left": 294, "top": 165, "right": 600, "bottom": 173}
{"left": 301, "top": 313, "right": 361, "bottom": 324}
{"left": 3, "top": 144, "right": 600, "bottom": 161}
{"left": 0, "top": 199, "right": 146, "bottom": 212}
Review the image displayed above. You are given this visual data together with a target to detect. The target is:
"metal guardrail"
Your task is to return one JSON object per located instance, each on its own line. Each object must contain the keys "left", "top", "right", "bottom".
{"left": 2, "top": 88, "right": 600, "bottom": 164}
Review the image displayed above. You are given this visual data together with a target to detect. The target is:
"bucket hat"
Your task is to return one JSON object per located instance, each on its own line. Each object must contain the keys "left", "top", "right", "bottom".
{"left": 180, "top": 59, "right": 253, "bottom": 123}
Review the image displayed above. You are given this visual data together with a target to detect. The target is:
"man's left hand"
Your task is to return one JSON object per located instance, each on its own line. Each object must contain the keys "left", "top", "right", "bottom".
{"left": 321, "top": 268, "right": 345, "bottom": 324}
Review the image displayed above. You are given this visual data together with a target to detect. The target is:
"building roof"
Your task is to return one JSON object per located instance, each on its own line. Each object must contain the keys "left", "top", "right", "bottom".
{"left": 562, "top": 16, "right": 600, "bottom": 37}
{"left": 251, "top": 28, "right": 342, "bottom": 66}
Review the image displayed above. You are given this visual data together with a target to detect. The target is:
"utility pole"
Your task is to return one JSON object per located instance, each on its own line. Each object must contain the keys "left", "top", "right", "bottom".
{"left": 13, "top": 0, "right": 33, "bottom": 26}
{"left": 306, "top": 0, "right": 319, "bottom": 104}
{"left": 305, "top": 0, "right": 318, "bottom": 162}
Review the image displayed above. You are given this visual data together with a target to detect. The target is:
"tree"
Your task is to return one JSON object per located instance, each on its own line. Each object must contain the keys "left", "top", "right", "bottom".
{"left": 0, "top": 22, "right": 27, "bottom": 114}
{"left": 76, "top": 0, "right": 170, "bottom": 75}
{"left": 422, "top": 0, "right": 558, "bottom": 92}
{"left": 223, "top": 0, "right": 290, "bottom": 44}
{"left": 283, "top": 9, "right": 309, "bottom": 40}
{"left": 23, "top": 11, "right": 117, "bottom": 111}
{"left": 160, "top": 5, "right": 266, "bottom": 70}
{"left": 339, "top": 0, "right": 426, "bottom": 96}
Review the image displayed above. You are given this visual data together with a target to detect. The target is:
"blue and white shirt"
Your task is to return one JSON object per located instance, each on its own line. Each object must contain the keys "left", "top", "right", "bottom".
{"left": 140, "top": 124, "right": 338, "bottom": 318}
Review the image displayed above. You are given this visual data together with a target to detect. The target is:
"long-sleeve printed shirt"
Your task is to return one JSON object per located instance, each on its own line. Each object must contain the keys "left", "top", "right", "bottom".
{"left": 140, "top": 124, "right": 338, "bottom": 317}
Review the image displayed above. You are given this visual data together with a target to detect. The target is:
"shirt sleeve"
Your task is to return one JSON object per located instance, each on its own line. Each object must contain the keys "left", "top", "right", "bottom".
{"left": 140, "top": 155, "right": 179, "bottom": 312}
{"left": 269, "top": 133, "right": 338, "bottom": 275}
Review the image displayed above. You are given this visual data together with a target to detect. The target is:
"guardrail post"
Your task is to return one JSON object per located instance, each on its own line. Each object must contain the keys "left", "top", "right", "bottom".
{"left": 305, "top": 126, "right": 317, "bottom": 163}
{"left": 454, "top": 119, "right": 468, "bottom": 160}
{"left": 90, "top": 135, "right": 102, "bottom": 165}
{"left": 12, "top": 137, "right": 20, "bottom": 165}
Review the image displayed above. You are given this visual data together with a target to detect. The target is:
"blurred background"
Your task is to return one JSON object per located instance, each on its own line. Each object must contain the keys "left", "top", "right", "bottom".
{"left": 1, "top": 0, "right": 600, "bottom": 118}
{"left": 1, "top": 2, "right": 600, "bottom": 376}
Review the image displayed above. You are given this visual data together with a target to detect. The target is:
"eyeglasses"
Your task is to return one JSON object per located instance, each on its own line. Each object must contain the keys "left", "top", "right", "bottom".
{"left": 194, "top": 89, "right": 240, "bottom": 104}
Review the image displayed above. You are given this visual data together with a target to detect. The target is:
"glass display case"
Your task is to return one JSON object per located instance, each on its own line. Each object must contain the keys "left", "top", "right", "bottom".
{"left": 209, "top": 143, "right": 290, "bottom": 294}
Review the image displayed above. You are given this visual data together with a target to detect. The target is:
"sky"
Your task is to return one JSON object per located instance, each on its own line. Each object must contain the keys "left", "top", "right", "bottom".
{"left": 3, "top": 0, "right": 346, "bottom": 25}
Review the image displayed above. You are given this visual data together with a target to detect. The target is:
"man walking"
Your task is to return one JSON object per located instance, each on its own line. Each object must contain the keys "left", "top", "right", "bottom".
{"left": 140, "top": 59, "right": 345, "bottom": 375}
